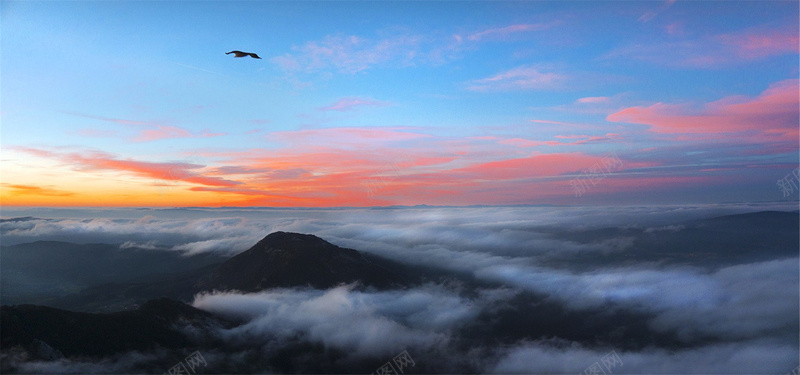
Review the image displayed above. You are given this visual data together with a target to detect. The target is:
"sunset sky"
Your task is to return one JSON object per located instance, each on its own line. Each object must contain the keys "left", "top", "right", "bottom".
{"left": 2, "top": 1, "right": 798, "bottom": 207}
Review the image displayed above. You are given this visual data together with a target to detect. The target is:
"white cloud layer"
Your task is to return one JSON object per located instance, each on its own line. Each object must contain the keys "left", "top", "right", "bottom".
{"left": 2, "top": 203, "right": 797, "bottom": 373}
{"left": 491, "top": 339, "right": 797, "bottom": 374}
{"left": 192, "top": 283, "right": 492, "bottom": 358}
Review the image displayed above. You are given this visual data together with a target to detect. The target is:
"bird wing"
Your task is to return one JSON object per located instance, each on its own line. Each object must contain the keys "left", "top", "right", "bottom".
{"left": 226, "top": 50, "right": 259, "bottom": 58}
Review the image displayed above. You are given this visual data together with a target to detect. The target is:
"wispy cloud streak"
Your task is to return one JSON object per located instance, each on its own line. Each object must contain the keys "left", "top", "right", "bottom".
{"left": 468, "top": 66, "right": 565, "bottom": 91}
{"left": 467, "top": 21, "right": 560, "bottom": 41}
{"left": 317, "top": 97, "right": 390, "bottom": 112}
{"left": 65, "top": 112, "right": 226, "bottom": 142}
{"left": 607, "top": 25, "right": 799, "bottom": 68}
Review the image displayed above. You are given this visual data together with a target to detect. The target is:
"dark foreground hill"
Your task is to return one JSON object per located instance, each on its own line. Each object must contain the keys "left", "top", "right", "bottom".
{"left": 197, "top": 231, "right": 407, "bottom": 292}
{"left": 0, "top": 241, "right": 227, "bottom": 306}
{"left": 0, "top": 298, "right": 228, "bottom": 361}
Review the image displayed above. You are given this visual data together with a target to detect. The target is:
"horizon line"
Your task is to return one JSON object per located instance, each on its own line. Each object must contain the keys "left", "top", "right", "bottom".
{"left": 1, "top": 200, "right": 798, "bottom": 211}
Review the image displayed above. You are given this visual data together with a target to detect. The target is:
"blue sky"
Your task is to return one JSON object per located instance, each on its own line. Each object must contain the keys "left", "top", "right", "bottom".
{"left": 1, "top": 1, "right": 798, "bottom": 206}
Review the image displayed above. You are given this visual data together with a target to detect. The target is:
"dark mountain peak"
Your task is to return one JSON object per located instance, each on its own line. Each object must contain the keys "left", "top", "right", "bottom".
{"left": 136, "top": 298, "right": 217, "bottom": 323}
{"left": 198, "top": 232, "right": 405, "bottom": 292}
{"left": 254, "top": 231, "right": 346, "bottom": 253}
{"left": 139, "top": 297, "right": 193, "bottom": 311}
{"left": 264, "top": 231, "right": 324, "bottom": 242}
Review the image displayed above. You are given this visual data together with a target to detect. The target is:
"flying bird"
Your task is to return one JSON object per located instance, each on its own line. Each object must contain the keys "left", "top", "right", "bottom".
{"left": 226, "top": 50, "right": 261, "bottom": 59}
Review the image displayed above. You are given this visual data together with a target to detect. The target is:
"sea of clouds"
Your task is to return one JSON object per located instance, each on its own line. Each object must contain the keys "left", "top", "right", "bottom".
{"left": 2, "top": 202, "right": 798, "bottom": 373}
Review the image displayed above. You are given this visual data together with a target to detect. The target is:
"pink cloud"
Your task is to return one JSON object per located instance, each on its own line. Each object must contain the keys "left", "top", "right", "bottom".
{"left": 16, "top": 148, "right": 240, "bottom": 187}
{"left": 210, "top": 166, "right": 273, "bottom": 175}
{"left": 716, "top": 26, "right": 800, "bottom": 60}
{"left": 451, "top": 153, "right": 614, "bottom": 181}
{"left": 200, "top": 147, "right": 459, "bottom": 206}
{"left": 498, "top": 138, "right": 548, "bottom": 148}
{"left": 66, "top": 112, "right": 225, "bottom": 142}
{"left": 133, "top": 125, "right": 192, "bottom": 142}
{"left": 317, "top": 97, "right": 390, "bottom": 111}
{"left": 222, "top": 149, "right": 632, "bottom": 206}
{"left": 576, "top": 96, "right": 610, "bottom": 104}
{"left": 468, "top": 66, "right": 565, "bottom": 91}
{"left": 665, "top": 22, "right": 684, "bottom": 35}
{"left": 198, "top": 130, "right": 227, "bottom": 138}
{"left": 467, "top": 22, "right": 560, "bottom": 41}
{"left": 189, "top": 186, "right": 296, "bottom": 199}
{"left": 528, "top": 119, "right": 600, "bottom": 130}
{"left": 133, "top": 125, "right": 225, "bottom": 142}
{"left": 569, "top": 133, "right": 622, "bottom": 144}
{"left": 607, "top": 25, "right": 799, "bottom": 68}
{"left": 607, "top": 79, "right": 799, "bottom": 141}
{"left": 530, "top": 119, "right": 583, "bottom": 126}
{"left": 499, "top": 133, "right": 623, "bottom": 148}
{"left": 21, "top": 139, "right": 652, "bottom": 206}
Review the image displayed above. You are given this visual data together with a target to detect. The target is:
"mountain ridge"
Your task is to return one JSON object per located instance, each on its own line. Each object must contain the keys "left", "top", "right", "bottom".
{"left": 197, "top": 231, "right": 407, "bottom": 292}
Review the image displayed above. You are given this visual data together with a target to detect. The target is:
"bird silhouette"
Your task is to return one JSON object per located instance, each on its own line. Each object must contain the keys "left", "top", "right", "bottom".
{"left": 226, "top": 51, "right": 261, "bottom": 59}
